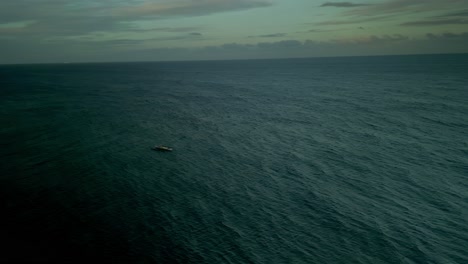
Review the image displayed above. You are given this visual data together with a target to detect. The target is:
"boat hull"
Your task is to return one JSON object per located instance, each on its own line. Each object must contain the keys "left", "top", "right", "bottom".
{"left": 152, "top": 146, "right": 173, "bottom": 152}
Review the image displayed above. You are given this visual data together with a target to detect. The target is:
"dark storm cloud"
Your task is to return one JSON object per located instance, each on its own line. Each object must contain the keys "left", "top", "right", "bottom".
{"left": 320, "top": 2, "right": 371, "bottom": 8}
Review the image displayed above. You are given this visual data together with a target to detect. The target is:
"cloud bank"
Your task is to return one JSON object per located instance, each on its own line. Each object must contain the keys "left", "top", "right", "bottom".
{"left": 2, "top": 32, "right": 467, "bottom": 64}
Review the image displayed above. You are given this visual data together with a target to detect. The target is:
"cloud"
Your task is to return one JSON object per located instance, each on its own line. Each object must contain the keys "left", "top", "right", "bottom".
{"left": 248, "top": 33, "right": 287, "bottom": 38}
{"left": 320, "top": 2, "right": 371, "bottom": 8}
{"left": 113, "top": 0, "right": 272, "bottom": 19}
{"left": 334, "top": 34, "right": 409, "bottom": 45}
{"left": 426, "top": 32, "right": 468, "bottom": 40}
{"left": 2, "top": 1, "right": 468, "bottom": 64}
{"left": 315, "top": 0, "right": 468, "bottom": 27}
{"left": 2, "top": 33, "right": 468, "bottom": 64}
{"left": 436, "top": 9, "right": 468, "bottom": 17}
{"left": 316, "top": 14, "right": 394, "bottom": 25}
{"left": 127, "top": 33, "right": 468, "bottom": 61}
{"left": 399, "top": 8, "right": 468, "bottom": 26}
{"left": 401, "top": 18, "right": 468, "bottom": 26}
{"left": 73, "top": 33, "right": 206, "bottom": 46}
{"left": 0, "top": 0, "right": 271, "bottom": 38}
{"left": 343, "top": 0, "right": 468, "bottom": 16}
{"left": 257, "top": 40, "right": 302, "bottom": 48}
{"left": 128, "top": 27, "right": 202, "bottom": 33}
{"left": 305, "top": 28, "right": 346, "bottom": 33}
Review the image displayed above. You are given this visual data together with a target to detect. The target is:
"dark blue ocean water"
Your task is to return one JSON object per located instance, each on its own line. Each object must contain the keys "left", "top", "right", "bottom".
{"left": 1, "top": 54, "right": 467, "bottom": 263}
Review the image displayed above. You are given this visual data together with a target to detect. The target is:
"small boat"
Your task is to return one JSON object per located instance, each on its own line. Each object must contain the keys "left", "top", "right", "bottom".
{"left": 152, "top": 145, "right": 173, "bottom": 152}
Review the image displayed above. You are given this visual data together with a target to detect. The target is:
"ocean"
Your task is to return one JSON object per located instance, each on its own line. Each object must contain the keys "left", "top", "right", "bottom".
{"left": 1, "top": 54, "right": 467, "bottom": 263}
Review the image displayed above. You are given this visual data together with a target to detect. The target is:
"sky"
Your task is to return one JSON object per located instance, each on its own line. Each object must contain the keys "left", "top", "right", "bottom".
{"left": 1, "top": 0, "right": 468, "bottom": 63}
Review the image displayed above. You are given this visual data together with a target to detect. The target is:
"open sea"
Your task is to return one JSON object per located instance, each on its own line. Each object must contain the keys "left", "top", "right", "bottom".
{"left": 1, "top": 54, "right": 467, "bottom": 263}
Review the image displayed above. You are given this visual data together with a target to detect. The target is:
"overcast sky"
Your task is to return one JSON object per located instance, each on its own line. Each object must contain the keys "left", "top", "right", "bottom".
{"left": 1, "top": 0, "right": 468, "bottom": 63}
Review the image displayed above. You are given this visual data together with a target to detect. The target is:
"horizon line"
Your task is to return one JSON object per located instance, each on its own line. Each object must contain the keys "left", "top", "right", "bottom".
{"left": 1, "top": 52, "right": 467, "bottom": 66}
